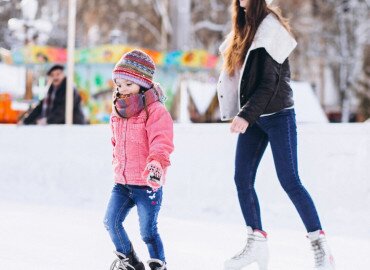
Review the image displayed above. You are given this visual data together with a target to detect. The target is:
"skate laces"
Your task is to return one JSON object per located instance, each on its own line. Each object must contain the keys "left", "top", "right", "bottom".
{"left": 311, "top": 238, "right": 326, "bottom": 267}
{"left": 110, "top": 251, "right": 135, "bottom": 270}
{"left": 232, "top": 235, "right": 255, "bottom": 259}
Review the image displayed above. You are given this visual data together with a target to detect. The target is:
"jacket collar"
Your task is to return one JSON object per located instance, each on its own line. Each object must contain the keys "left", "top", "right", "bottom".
{"left": 219, "top": 13, "right": 297, "bottom": 64}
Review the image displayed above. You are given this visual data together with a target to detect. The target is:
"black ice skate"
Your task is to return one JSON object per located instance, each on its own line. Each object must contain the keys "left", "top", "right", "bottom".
{"left": 110, "top": 248, "right": 145, "bottom": 270}
{"left": 148, "top": 259, "right": 167, "bottom": 270}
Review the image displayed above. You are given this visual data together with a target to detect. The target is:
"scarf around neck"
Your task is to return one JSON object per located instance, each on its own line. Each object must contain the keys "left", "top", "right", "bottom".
{"left": 113, "top": 83, "right": 166, "bottom": 119}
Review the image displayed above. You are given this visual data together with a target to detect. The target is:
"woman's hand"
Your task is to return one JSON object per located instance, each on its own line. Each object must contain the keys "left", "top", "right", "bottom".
{"left": 230, "top": 116, "right": 249, "bottom": 134}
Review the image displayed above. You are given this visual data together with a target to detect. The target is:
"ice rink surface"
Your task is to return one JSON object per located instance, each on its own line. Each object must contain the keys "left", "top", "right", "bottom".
{"left": 1, "top": 123, "right": 369, "bottom": 269}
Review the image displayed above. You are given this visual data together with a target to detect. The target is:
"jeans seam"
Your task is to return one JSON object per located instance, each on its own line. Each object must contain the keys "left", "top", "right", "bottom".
{"left": 286, "top": 115, "right": 298, "bottom": 180}
{"left": 138, "top": 190, "right": 164, "bottom": 260}
{"left": 151, "top": 208, "right": 160, "bottom": 259}
{"left": 114, "top": 196, "right": 132, "bottom": 253}
{"left": 248, "top": 135, "right": 265, "bottom": 228}
{"left": 285, "top": 114, "right": 321, "bottom": 231}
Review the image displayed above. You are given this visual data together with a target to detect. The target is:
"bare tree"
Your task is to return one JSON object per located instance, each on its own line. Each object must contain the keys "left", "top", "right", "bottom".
{"left": 355, "top": 46, "right": 370, "bottom": 120}
{"left": 0, "top": 0, "right": 21, "bottom": 49}
{"left": 304, "top": 0, "right": 370, "bottom": 121}
{"left": 0, "top": 0, "right": 67, "bottom": 48}
{"left": 190, "top": 0, "right": 230, "bottom": 52}
{"left": 74, "top": 0, "right": 166, "bottom": 49}
{"left": 276, "top": 0, "right": 370, "bottom": 121}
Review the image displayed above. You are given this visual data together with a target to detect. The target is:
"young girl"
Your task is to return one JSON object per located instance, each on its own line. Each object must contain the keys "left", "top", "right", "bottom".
{"left": 104, "top": 50, "right": 174, "bottom": 270}
{"left": 217, "top": 0, "right": 335, "bottom": 269}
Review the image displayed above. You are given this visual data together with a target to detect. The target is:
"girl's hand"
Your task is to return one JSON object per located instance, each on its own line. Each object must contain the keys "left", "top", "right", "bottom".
{"left": 143, "top": 160, "right": 163, "bottom": 190}
{"left": 230, "top": 116, "right": 249, "bottom": 134}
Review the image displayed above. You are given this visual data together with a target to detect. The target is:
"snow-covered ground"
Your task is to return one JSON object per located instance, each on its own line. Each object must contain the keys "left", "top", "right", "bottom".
{"left": 0, "top": 123, "right": 370, "bottom": 269}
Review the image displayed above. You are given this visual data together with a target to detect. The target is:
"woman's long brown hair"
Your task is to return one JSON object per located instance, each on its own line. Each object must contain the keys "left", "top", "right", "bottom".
{"left": 224, "top": 0, "right": 293, "bottom": 76}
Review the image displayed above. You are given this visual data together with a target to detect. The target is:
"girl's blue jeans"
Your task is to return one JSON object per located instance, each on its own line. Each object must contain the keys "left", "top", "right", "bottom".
{"left": 104, "top": 184, "right": 165, "bottom": 261}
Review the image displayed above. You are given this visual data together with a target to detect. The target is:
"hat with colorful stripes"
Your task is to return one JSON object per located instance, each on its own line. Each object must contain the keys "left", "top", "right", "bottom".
{"left": 112, "top": 50, "right": 155, "bottom": 89}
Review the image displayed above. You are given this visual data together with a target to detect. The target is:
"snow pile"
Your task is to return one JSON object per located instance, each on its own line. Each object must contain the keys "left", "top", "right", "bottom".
{"left": 290, "top": 81, "right": 328, "bottom": 123}
{"left": 1, "top": 124, "right": 369, "bottom": 232}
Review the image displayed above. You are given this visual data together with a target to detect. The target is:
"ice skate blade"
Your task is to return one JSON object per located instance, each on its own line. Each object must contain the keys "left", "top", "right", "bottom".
{"left": 224, "top": 261, "right": 268, "bottom": 270}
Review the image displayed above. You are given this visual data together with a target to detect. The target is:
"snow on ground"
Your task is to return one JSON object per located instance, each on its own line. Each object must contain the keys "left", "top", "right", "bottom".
{"left": 0, "top": 123, "right": 370, "bottom": 269}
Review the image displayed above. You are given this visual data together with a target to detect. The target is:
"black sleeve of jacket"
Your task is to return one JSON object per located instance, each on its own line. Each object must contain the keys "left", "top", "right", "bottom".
{"left": 47, "top": 89, "right": 83, "bottom": 124}
{"left": 47, "top": 91, "right": 66, "bottom": 124}
{"left": 23, "top": 101, "right": 43, "bottom": 125}
{"left": 237, "top": 49, "right": 282, "bottom": 125}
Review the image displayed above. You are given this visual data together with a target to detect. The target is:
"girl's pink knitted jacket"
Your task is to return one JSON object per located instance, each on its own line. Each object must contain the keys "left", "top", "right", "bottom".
{"left": 110, "top": 101, "right": 174, "bottom": 186}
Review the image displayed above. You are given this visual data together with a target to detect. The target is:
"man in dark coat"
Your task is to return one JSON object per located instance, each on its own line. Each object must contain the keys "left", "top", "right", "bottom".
{"left": 22, "top": 65, "right": 85, "bottom": 125}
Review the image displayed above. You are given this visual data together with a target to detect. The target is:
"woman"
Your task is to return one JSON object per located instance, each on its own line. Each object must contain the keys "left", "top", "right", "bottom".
{"left": 217, "top": 0, "right": 335, "bottom": 269}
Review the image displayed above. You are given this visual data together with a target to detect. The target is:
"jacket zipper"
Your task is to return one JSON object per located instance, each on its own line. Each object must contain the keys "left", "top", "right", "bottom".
{"left": 263, "top": 64, "right": 283, "bottom": 112}
{"left": 123, "top": 119, "right": 128, "bottom": 184}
